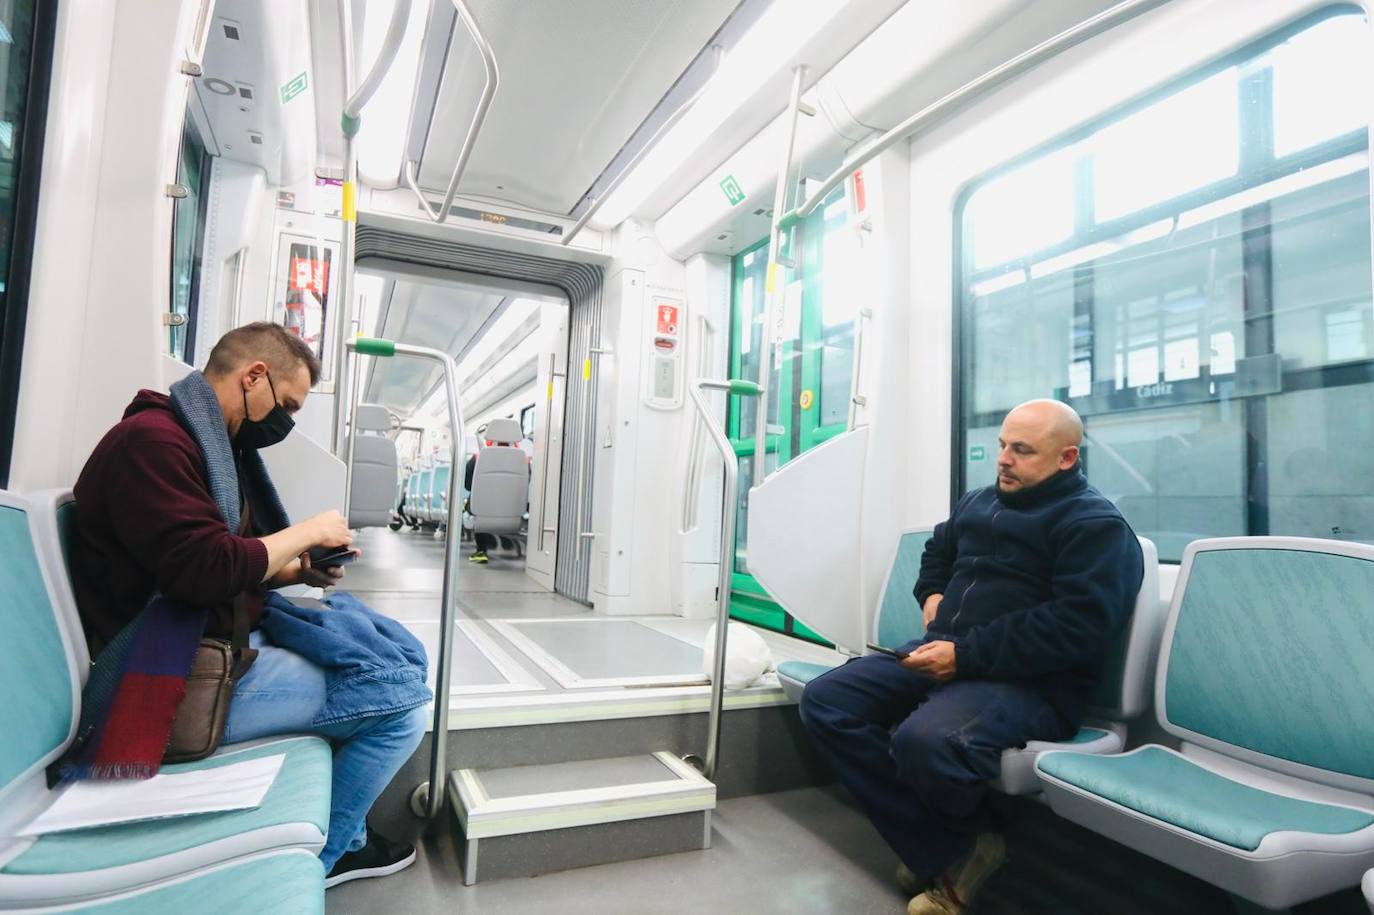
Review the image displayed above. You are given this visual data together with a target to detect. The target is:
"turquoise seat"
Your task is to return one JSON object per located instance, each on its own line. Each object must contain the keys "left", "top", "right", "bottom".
{"left": 0, "top": 490, "right": 330, "bottom": 909}
{"left": 1038, "top": 746, "right": 1374, "bottom": 852}
{"left": 429, "top": 463, "right": 452, "bottom": 524}
{"left": 416, "top": 468, "right": 434, "bottom": 524}
{"left": 1037, "top": 537, "right": 1374, "bottom": 909}
{"left": 9, "top": 849, "right": 324, "bottom": 915}
{"left": 778, "top": 528, "right": 1161, "bottom": 796}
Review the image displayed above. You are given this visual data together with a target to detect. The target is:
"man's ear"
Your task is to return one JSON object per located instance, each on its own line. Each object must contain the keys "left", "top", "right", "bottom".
{"left": 1060, "top": 444, "right": 1080, "bottom": 470}
{"left": 241, "top": 360, "right": 269, "bottom": 390}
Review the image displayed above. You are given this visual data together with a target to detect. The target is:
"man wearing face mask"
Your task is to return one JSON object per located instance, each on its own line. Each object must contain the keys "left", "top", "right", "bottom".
{"left": 70, "top": 322, "right": 426, "bottom": 887}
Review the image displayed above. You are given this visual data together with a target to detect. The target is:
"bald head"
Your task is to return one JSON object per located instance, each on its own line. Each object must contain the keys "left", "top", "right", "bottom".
{"left": 995, "top": 399, "right": 1084, "bottom": 494}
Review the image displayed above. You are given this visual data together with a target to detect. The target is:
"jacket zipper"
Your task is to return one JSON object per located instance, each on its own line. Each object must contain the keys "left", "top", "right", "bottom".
{"left": 952, "top": 508, "right": 1001, "bottom": 628}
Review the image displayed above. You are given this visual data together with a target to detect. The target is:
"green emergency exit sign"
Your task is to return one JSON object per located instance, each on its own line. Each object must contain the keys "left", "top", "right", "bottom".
{"left": 720, "top": 175, "right": 745, "bottom": 206}
{"left": 969, "top": 446, "right": 986, "bottom": 461}
{"left": 280, "top": 72, "right": 308, "bottom": 105}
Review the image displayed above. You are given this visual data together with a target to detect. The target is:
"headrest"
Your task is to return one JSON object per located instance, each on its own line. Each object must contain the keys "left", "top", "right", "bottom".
{"left": 484, "top": 418, "right": 522, "bottom": 445}
{"left": 354, "top": 404, "right": 392, "bottom": 433}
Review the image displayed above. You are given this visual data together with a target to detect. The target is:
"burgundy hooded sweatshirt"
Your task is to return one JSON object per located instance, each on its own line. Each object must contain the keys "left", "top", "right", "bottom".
{"left": 71, "top": 390, "right": 269, "bottom": 654}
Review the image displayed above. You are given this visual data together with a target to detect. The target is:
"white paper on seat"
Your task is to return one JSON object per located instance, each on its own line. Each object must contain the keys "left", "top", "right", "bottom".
{"left": 16, "top": 753, "right": 286, "bottom": 836}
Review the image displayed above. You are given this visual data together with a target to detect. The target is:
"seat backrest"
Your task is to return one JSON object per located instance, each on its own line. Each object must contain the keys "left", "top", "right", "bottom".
{"left": 353, "top": 403, "right": 392, "bottom": 434}
{"left": 431, "top": 463, "right": 451, "bottom": 511}
{"left": 0, "top": 490, "right": 79, "bottom": 827}
{"left": 27, "top": 489, "right": 91, "bottom": 680}
{"left": 1157, "top": 537, "right": 1374, "bottom": 793}
{"left": 871, "top": 528, "right": 1159, "bottom": 721}
{"left": 485, "top": 418, "right": 522, "bottom": 446}
{"left": 1088, "top": 536, "right": 1160, "bottom": 719}
{"left": 872, "top": 529, "right": 933, "bottom": 648}
{"left": 348, "top": 435, "right": 398, "bottom": 528}
{"left": 469, "top": 447, "right": 527, "bottom": 534}
{"left": 417, "top": 468, "right": 433, "bottom": 505}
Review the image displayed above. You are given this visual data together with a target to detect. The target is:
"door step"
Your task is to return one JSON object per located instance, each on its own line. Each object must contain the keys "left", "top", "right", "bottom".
{"left": 447, "top": 751, "right": 715, "bottom": 884}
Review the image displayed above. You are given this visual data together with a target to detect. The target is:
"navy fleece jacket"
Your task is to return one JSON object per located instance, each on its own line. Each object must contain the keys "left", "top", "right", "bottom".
{"left": 914, "top": 467, "right": 1143, "bottom": 720}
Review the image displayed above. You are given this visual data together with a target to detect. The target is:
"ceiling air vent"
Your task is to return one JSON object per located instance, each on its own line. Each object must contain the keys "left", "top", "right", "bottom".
{"left": 753, "top": 207, "right": 773, "bottom": 217}
{"left": 248, "top": 131, "right": 264, "bottom": 145}
{"left": 218, "top": 19, "right": 242, "bottom": 41}
{"left": 237, "top": 85, "right": 254, "bottom": 100}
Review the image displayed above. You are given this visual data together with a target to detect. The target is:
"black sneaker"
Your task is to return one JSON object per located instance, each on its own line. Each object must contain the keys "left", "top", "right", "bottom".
{"left": 325, "top": 827, "right": 417, "bottom": 888}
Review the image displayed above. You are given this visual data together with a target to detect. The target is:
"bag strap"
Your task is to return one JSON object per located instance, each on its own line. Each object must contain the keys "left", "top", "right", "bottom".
{"left": 231, "top": 480, "right": 260, "bottom": 679}
{"left": 230, "top": 593, "right": 258, "bottom": 679}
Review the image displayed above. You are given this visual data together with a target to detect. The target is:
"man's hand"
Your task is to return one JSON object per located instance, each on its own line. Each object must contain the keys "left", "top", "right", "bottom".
{"left": 900, "top": 640, "right": 957, "bottom": 682}
{"left": 298, "top": 550, "right": 348, "bottom": 589}
{"left": 307, "top": 511, "right": 353, "bottom": 549}
{"left": 922, "top": 593, "right": 943, "bottom": 628}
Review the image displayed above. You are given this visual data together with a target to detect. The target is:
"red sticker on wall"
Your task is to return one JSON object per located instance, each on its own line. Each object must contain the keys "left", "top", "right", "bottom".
{"left": 656, "top": 303, "right": 679, "bottom": 336}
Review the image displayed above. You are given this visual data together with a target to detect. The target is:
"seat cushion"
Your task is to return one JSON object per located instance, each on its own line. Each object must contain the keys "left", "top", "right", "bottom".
{"left": 995, "top": 727, "right": 1123, "bottom": 796}
{"left": 776, "top": 660, "right": 837, "bottom": 703}
{"left": 54, "top": 850, "right": 322, "bottom": 915}
{"left": 3, "top": 737, "right": 329, "bottom": 876}
{"left": 1037, "top": 745, "right": 1374, "bottom": 851}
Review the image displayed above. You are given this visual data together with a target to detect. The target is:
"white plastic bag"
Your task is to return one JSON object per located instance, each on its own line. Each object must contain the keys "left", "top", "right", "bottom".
{"left": 702, "top": 622, "right": 775, "bottom": 690}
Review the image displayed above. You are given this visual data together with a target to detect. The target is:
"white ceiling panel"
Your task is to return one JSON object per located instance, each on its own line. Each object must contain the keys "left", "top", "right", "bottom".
{"left": 362, "top": 272, "right": 507, "bottom": 416}
{"left": 417, "top": 0, "right": 739, "bottom": 214}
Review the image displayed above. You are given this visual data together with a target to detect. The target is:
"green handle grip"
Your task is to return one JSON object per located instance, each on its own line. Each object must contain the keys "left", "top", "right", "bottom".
{"left": 728, "top": 379, "right": 762, "bottom": 397}
{"left": 353, "top": 337, "right": 396, "bottom": 358}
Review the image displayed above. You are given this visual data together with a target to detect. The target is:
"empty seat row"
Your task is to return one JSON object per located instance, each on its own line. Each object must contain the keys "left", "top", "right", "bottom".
{"left": 0, "top": 489, "right": 329, "bottom": 912}
{"left": 1035, "top": 536, "right": 1374, "bottom": 909}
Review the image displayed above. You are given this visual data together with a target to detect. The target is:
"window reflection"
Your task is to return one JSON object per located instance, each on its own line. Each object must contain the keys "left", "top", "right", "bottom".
{"left": 957, "top": 10, "right": 1374, "bottom": 560}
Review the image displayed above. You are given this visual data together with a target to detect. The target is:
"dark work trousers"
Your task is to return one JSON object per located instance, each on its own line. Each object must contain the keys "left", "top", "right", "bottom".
{"left": 799, "top": 648, "right": 1072, "bottom": 881}
{"left": 474, "top": 532, "right": 498, "bottom": 552}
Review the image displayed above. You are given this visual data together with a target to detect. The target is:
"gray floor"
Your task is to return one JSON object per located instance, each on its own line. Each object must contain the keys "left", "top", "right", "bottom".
{"left": 327, "top": 784, "right": 907, "bottom": 915}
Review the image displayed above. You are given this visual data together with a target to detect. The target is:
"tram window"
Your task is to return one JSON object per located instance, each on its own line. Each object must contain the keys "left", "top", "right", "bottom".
{"left": 0, "top": 0, "right": 53, "bottom": 485}
{"left": 955, "top": 8, "right": 1373, "bottom": 562}
{"left": 520, "top": 404, "right": 535, "bottom": 440}
{"left": 168, "top": 115, "right": 210, "bottom": 362}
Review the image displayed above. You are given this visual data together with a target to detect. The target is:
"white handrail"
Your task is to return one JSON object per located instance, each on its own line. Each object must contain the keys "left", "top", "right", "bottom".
{"left": 404, "top": 0, "right": 499, "bottom": 224}
{"left": 344, "top": 0, "right": 414, "bottom": 119}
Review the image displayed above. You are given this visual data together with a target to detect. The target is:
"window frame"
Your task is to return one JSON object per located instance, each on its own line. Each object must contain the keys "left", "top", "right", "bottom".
{"left": 0, "top": 0, "right": 58, "bottom": 487}
{"left": 949, "top": 5, "right": 1372, "bottom": 553}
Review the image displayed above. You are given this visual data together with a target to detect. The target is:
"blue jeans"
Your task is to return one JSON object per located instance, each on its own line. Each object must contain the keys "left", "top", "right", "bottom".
{"left": 799, "top": 648, "right": 1073, "bottom": 881}
{"left": 223, "top": 631, "right": 428, "bottom": 870}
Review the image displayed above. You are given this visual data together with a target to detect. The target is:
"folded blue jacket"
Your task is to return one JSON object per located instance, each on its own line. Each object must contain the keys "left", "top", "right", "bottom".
{"left": 259, "top": 591, "right": 431, "bottom": 725}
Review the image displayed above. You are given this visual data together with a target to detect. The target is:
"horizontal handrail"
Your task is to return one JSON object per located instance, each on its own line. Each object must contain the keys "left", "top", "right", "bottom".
{"left": 404, "top": 0, "right": 499, "bottom": 224}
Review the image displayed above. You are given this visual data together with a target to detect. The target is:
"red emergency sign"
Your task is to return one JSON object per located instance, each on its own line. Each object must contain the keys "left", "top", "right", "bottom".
{"left": 656, "top": 303, "right": 679, "bottom": 336}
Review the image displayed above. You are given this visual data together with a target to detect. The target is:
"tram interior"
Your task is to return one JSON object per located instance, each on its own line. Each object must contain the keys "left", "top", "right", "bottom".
{"left": 2, "top": 0, "right": 1374, "bottom": 912}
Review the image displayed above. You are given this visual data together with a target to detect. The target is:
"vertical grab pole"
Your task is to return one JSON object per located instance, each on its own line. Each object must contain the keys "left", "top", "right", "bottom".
{"left": 686, "top": 377, "right": 761, "bottom": 780}
{"left": 751, "top": 65, "right": 807, "bottom": 490}
{"left": 332, "top": 0, "right": 416, "bottom": 455}
{"left": 349, "top": 337, "right": 464, "bottom": 820}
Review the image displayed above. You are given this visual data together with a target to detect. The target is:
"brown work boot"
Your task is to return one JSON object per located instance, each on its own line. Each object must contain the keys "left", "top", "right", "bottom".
{"left": 907, "top": 833, "right": 1006, "bottom": 915}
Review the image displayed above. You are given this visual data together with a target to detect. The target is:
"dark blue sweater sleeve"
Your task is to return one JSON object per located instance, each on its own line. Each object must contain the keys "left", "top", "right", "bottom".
{"left": 953, "top": 515, "right": 1143, "bottom": 680}
{"left": 914, "top": 516, "right": 956, "bottom": 607}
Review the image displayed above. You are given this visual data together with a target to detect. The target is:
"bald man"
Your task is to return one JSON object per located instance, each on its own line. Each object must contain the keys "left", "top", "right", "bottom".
{"left": 800, "top": 400, "right": 1143, "bottom": 915}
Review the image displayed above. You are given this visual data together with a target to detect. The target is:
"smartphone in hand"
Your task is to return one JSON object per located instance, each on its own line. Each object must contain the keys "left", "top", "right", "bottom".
{"left": 866, "top": 642, "right": 910, "bottom": 660}
{"left": 308, "top": 545, "right": 360, "bottom": 569}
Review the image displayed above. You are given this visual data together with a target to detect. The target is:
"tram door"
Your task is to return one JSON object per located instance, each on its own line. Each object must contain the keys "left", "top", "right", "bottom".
{"left": 526, "top": 301, "right": 571, "bottom": 589}
{"left": 726, "top": 186, "right": 862, "bottom": 642}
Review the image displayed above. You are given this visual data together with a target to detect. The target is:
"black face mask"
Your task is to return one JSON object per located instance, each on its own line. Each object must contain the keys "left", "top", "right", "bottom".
{"left": 236, "top": 370, "right": 294, "bottom": 450}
